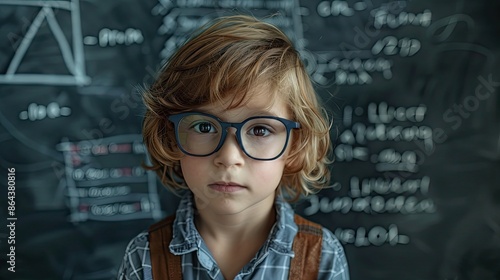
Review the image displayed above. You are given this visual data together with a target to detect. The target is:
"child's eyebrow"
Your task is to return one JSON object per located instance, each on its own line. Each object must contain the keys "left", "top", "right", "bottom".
{"left": 242, "top": 109, "right": 280, "bottom": 117}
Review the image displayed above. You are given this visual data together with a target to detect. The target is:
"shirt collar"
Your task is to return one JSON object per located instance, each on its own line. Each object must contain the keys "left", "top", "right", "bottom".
{"left": 169, "top": 191, "right": 297, "bottom": 256}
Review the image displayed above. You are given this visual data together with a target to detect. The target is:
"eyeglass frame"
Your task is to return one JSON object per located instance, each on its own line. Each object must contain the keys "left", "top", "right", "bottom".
{"left": 168, "top": 111, "right": 301, "bottom": 161}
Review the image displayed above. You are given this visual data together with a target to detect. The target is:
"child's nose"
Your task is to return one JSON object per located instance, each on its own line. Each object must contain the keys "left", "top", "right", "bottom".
{"left": 213, "top": 129, "right": 245, "bottom": 167}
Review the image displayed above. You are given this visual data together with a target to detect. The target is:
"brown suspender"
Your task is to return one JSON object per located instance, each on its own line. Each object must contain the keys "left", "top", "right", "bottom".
{"left": 148, "top": 214, "right": 323, "bottom": 280}
{"left": 290, "top": 214, "right": 324, "bottom": 280}
{"left": 149, "top": 216, "right": 182, "bottom": 280}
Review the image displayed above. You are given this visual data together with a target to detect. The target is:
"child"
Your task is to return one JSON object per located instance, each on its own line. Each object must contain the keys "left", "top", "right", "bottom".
{"left": 118, "top": 15, "right": 349, "bottom": 280}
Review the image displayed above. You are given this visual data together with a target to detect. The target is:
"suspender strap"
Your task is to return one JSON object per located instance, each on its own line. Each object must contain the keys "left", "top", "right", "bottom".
{"left": 149, "top": 215, "right": 182, "bottom": 280}
{"left": 289, "top": 214, "right": 323, "bottom": 280}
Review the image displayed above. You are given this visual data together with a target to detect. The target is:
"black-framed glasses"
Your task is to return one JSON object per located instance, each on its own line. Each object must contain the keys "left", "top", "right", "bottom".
{"left": 168, "top": 112, "right": 300, "bottom": 160}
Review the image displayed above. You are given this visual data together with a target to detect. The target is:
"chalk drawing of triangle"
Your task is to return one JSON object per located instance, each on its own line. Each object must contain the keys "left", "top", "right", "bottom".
{"left": 0, "top": 1, "right": 90, "bottom": 86}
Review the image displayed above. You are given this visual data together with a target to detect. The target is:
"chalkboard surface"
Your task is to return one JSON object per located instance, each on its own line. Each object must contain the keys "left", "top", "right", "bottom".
{"left": 0, "top": 1, "right": 499, "bottom": 279}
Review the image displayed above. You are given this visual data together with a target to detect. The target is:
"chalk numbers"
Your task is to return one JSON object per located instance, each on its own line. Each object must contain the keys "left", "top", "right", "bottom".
{"left": 372, "top": 36, "right": 421, "bottom": 57}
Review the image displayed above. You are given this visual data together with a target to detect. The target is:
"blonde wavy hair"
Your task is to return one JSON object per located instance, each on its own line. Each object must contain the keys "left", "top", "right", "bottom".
{"left": 142, "top": 15, "right": 331, "bottom": 202}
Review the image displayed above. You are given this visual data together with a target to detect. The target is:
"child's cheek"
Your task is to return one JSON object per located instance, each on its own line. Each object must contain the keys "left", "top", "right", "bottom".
{"left": 250, "top": 160, "right": 286, "bottom": 188}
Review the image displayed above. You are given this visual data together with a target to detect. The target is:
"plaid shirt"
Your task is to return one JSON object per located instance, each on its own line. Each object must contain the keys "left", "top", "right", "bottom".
{"left": 118, "top": 192, "right": 349, "bottom": 280}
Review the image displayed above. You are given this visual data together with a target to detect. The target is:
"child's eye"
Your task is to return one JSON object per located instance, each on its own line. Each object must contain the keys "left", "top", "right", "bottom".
{"left": 248, "top": 126, "right": 271, "bottom": 137}
{"left": 192, "top": 122, "right": 216, "bottom": 133}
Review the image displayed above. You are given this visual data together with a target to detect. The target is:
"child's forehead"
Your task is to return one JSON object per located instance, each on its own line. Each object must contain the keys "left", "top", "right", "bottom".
{"left": 196, "top": 90, "right": 290, "bottom": 121}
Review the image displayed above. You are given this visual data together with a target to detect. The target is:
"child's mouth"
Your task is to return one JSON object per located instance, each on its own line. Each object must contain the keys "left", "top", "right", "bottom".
{"left": 208, "top": 182, "right": 245, "bottom": 192}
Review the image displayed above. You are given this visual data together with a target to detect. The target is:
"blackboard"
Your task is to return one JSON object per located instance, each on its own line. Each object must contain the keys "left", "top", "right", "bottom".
{"left": 0, "top": 1, "right": 499, "bottom": 279}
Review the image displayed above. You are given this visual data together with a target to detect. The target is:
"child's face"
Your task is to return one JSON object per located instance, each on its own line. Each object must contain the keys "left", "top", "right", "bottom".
{"left": 179, "top": 89, "right": 291, "bottom": 215}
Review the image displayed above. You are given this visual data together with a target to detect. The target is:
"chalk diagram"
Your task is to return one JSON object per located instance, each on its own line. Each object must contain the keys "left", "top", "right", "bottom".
{"left": 57, "top": 135, "right": 163, "bottom": 222}
{"left": 0, "top": 0, "right": 90, "bottom": 85}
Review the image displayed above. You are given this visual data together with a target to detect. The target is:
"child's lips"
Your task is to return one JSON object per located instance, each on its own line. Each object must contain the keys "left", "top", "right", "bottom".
{"left": 208, "top": 182, "right": 245, "bottom": 192}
